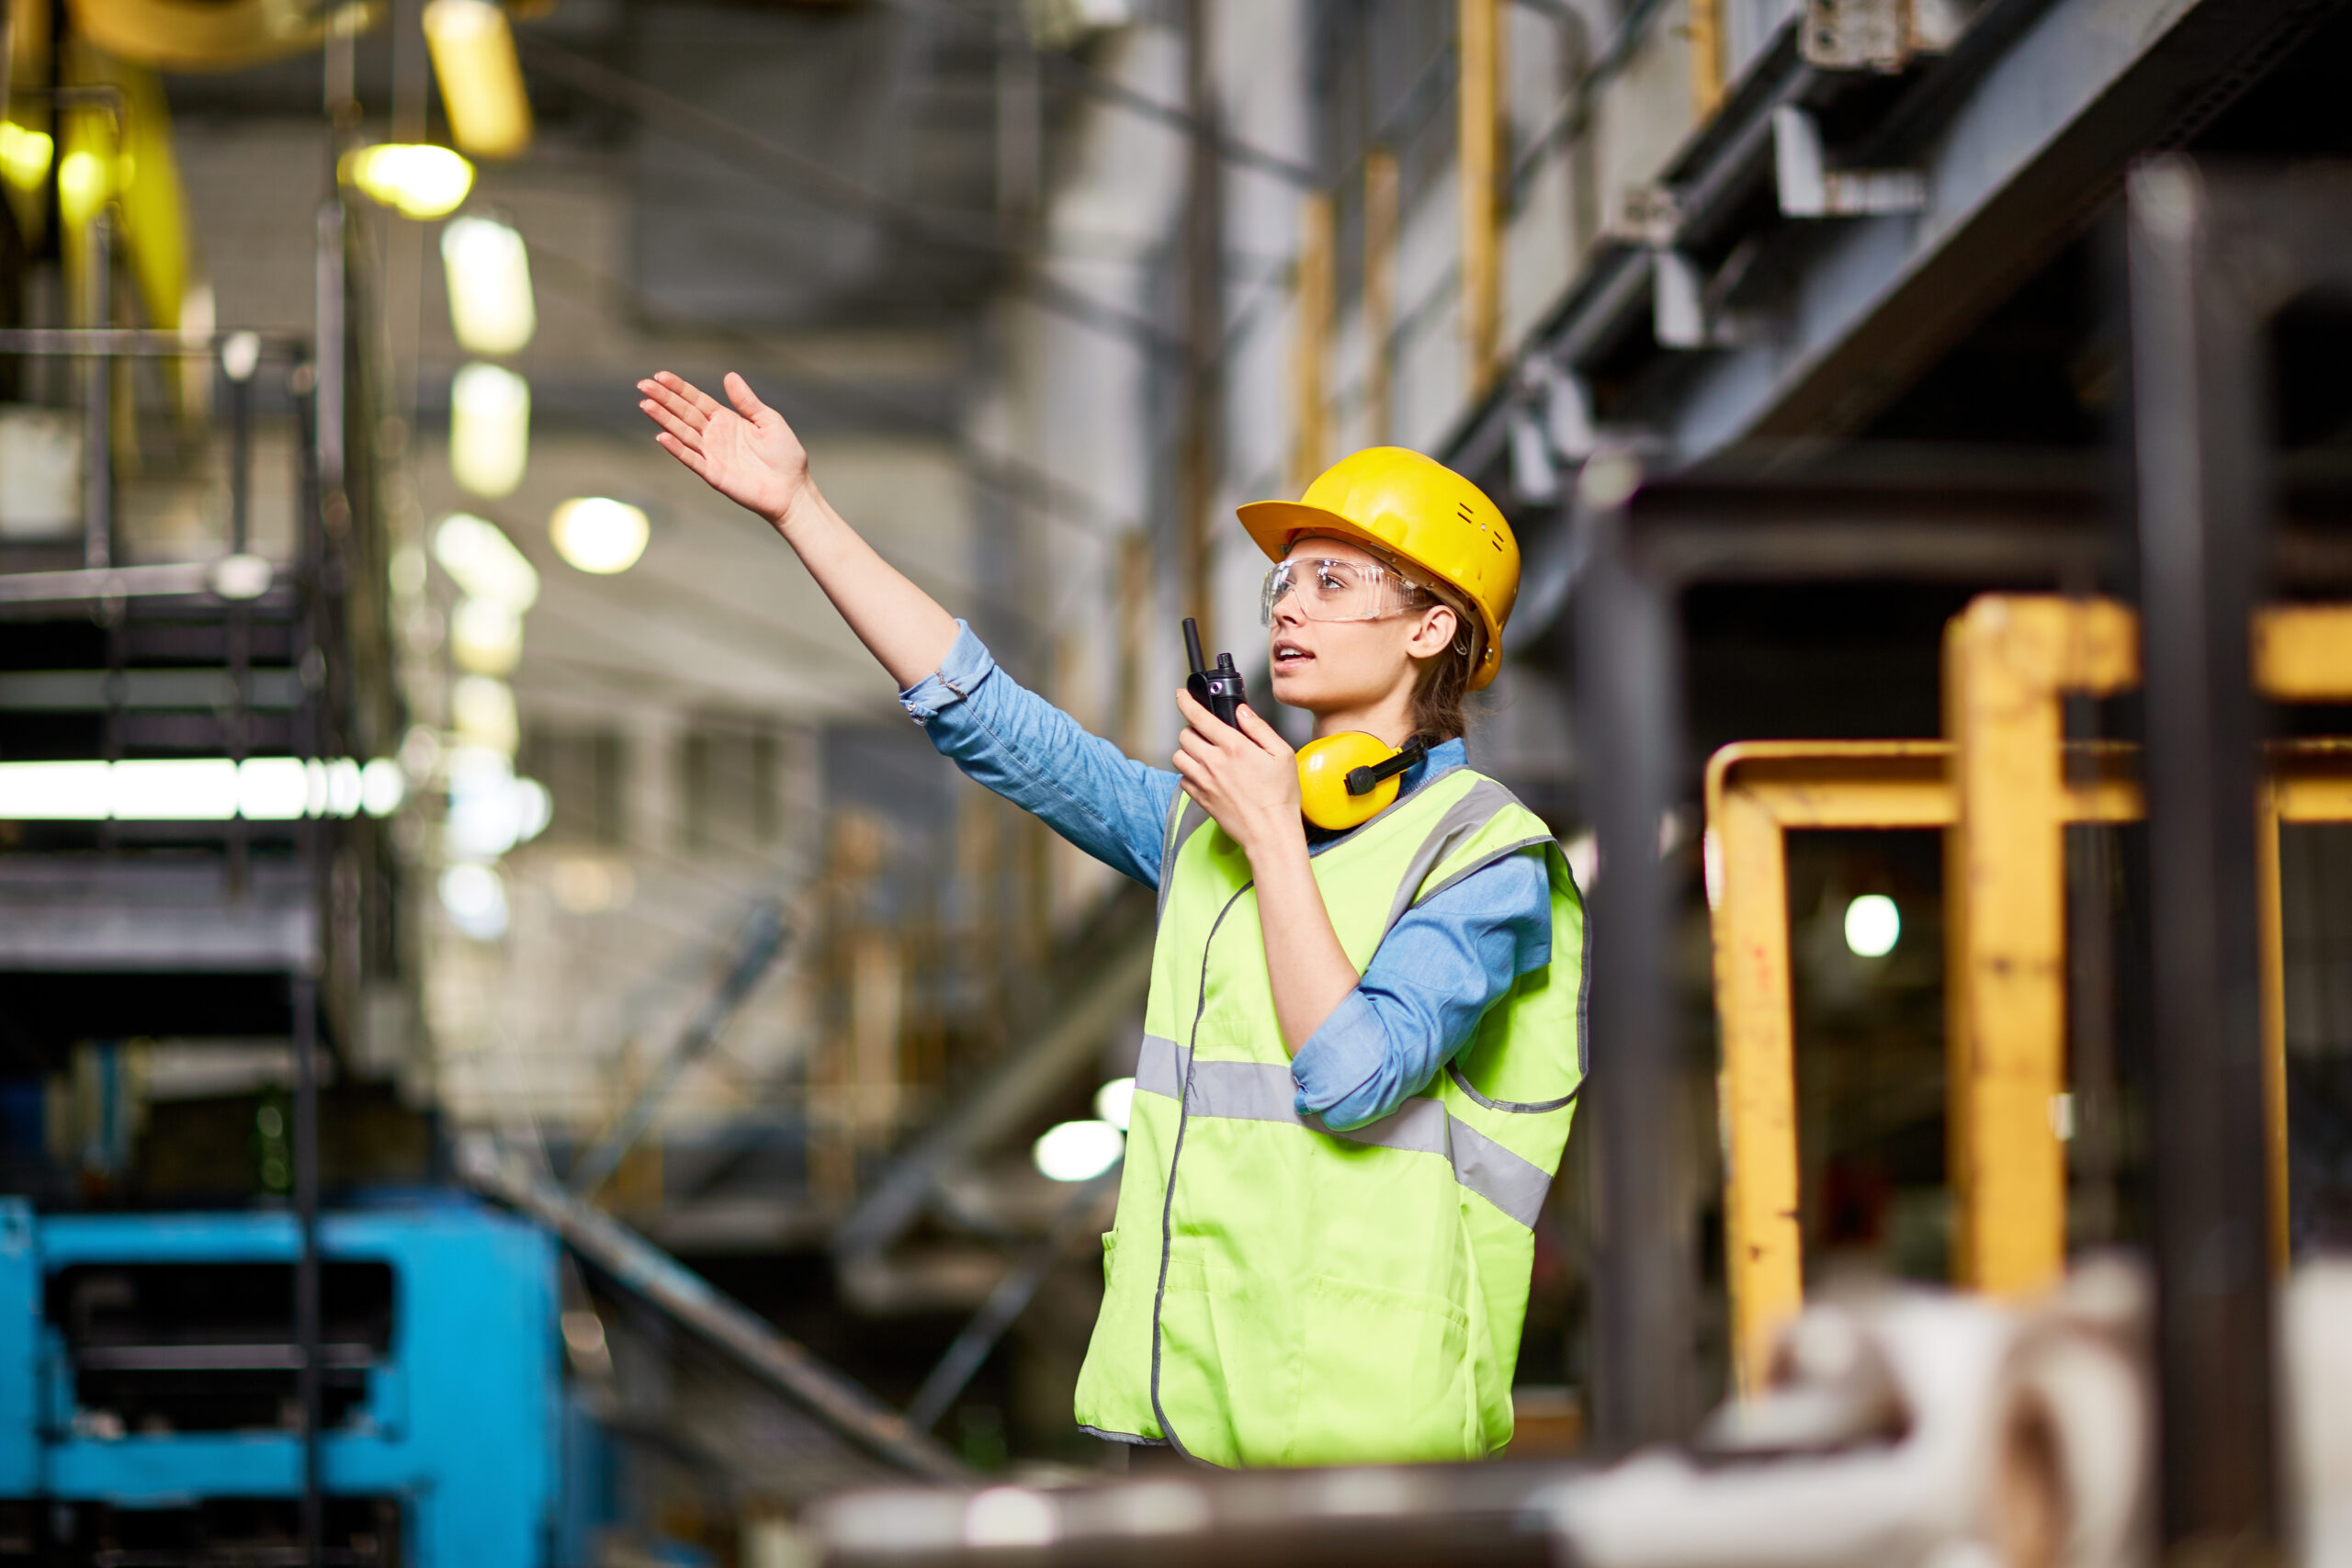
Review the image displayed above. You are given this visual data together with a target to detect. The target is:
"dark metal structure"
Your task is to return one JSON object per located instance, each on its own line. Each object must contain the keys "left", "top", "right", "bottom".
{"left": 2123, "top": 156, "right": 2352, "bottom": 1553}
{"left": 0, "top": 196, "right": 402, "bottom": 1567}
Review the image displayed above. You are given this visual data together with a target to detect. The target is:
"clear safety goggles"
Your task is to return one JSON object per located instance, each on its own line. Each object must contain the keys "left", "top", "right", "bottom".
{"left": 1260, "top": 557, "right": 1422, "bottom": 626}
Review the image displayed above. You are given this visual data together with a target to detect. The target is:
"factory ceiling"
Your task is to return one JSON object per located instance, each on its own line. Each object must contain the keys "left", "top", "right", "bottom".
{"left": 159, "top": 0, "right": 1085, "bottom": 725}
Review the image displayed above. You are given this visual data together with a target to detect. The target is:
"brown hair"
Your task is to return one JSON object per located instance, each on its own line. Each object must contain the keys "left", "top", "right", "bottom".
{"left": 1398, "top": 576, "right": 1480, "bottom": 744}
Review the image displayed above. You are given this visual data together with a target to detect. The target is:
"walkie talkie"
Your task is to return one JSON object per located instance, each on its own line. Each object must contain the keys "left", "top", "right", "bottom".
{"left": 1182, "top": 616, "right": 1248, "bottom": 729}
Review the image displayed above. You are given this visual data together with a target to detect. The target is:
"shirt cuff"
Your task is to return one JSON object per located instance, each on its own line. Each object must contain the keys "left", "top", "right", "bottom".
{"left": 897, "top": 620, "right": 995, "bottom": 725}
{"left": 1290, "top": 991, "right": 1389, "bottom": 1130}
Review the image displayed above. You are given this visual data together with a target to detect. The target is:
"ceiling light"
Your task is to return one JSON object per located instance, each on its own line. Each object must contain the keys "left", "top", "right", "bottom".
{"left": 209, "top": 553, "right": 273, "bottom": 600}
{"left": 423, "top": 0, "right": 534, "bottom": 160}
{"left": 0, "top": 758, "right": 394, "bottom": 820}
{"left": 0, "top": 761, "right": 110, "bottom": 819}
{"left": 1033, "top": 1119, "right": 1124, "bottom": 1182}
{"left": 448, "top": 362, "right": 529, "bottom": 497}
{"left": 450, "top": 596, "right": 523, "bottom": 674}
{"left": 57, "top": 148, "right": 108, "bottom": 227}
{"left": 446, "top": 747, "right": 549, "bottom": 857}
{"left": 549, "top": 497, "right": 650, "bottom": 575}
{"left": 0, "top": 122, "right": 52, "bottom": 193}
{"left": 432, "top": 512, "right": 538, "bottom": 610}
{"left": 1844, "top": 894, "right": 1900, "bottom": 958}
{"left": 441, "top": 215, "right": 534, "bottom": 355}
{"left": 111, "top": 760, "right": 241, "bottom": 819}
{"left": 360, "top": 759, "right": 407, "bottom": 818}
{"left": 342, "top": 143, "right": 475, "bottom": 220}
{"left": 439, "top": 863, "right": 510, "bottom": 941}
{"left": 237, "top": 759, "right": 308, "bottom": 821}
{"left": 1094, "top": 1077, "right": 1136, "bottom": 1133}
{"left": 451, "top": 674, "right": 520, "bottom": 755}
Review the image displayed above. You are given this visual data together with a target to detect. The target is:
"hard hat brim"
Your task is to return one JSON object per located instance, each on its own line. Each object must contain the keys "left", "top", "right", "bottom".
{"left": 1236, "top": 500, "right": 1506, "bottom": 691}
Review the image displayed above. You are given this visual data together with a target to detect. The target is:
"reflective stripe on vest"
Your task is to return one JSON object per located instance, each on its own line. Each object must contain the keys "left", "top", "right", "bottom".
{"left": 1132, "top": 1032, "right": 1554, "bottom": 1228}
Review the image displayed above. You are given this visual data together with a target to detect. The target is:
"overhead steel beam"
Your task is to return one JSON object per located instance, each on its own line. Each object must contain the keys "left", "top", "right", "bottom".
{"left": 1668, "top": 0, "right": 2348, "bottom": 458}
{"left": 1446, "top": 0, "right": 2344, "bottom": 481}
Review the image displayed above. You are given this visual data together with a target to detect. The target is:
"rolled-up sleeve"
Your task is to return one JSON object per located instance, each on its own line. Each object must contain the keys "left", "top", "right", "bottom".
{"left": 1290, "top": 848, "right": 1553, "bottom": 1131}
{"left": 899, "top": 621, "right": 1181, "bottom": 888}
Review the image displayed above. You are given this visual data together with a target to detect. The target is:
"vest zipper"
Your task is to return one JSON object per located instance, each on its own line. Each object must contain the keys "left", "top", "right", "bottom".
{"left": 1148, "top": 877, "right": 1252, "bottom": 1464}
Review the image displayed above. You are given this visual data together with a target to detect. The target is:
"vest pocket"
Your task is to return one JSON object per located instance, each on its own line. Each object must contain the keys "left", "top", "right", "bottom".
{"left": 1283, "top": 1273, "right": 1479, "bottom": 1466}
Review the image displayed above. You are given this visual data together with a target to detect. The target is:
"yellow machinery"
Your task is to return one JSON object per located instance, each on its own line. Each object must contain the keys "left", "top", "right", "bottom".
{"left": 1709, "top": 595, "right": 2352, "bottom": 1394}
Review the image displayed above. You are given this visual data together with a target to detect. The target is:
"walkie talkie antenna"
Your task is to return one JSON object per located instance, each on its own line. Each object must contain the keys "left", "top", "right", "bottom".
{"left": 1182, "top": 616, "right": 1209, "bottom": 680}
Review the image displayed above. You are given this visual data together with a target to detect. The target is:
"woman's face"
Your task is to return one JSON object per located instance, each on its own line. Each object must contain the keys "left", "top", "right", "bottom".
{"left": 1264, "top": 536, "right": 1458, "bottom": 716}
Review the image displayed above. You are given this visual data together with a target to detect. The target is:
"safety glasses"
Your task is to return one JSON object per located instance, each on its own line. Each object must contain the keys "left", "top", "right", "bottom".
{"left": 1260, "top": 557, "right": 1420, "bottom": 626}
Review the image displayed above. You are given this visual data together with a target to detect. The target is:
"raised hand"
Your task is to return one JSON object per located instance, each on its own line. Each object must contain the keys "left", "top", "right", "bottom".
{"left": 638, "top": 371, "right": 810, "bottom": 529}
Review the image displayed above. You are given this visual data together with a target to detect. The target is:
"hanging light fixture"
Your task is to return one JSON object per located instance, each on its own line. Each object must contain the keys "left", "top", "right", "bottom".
{"left": 341, "top": 142, "right": 475, "bottom": 220}
{"left": 548, "top": 497, "right": 650, "bottom": 575}
{"left": 448, "top": 362, "right": 529, "bottom": 497}
{"left": 423, "top": 0, "right": 534, "bottom": 160}
{"left": 441, "top": 214, "right": 535, "bottom": 356}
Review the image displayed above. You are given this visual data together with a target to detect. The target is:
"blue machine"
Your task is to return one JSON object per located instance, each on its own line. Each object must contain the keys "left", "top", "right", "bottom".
{"left": 0, "top": 1198, "right": 560, "bottom": 1568}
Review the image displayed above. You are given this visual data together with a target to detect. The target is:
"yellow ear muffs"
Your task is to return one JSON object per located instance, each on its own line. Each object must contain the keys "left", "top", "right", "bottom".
{"left": 1296, "top": 733, "right": 1429, "bottom": 830}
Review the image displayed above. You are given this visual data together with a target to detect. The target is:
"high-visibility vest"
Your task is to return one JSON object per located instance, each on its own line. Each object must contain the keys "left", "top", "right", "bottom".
{"left": 1073, "top": 767, "right": 1586, "bottom": 1467}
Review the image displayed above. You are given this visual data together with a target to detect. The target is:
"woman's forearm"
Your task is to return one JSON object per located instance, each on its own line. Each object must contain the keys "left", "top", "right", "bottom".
{"left": 770, "top": 484, "right": 959, "bottom": 691}
{"left": 1250, "top": 835, "right": 1362, "bottom": 1055}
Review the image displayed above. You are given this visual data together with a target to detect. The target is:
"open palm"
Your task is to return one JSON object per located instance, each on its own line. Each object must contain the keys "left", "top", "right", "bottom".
{"left": 638, "top": 370, "right": 809, "bottom": 525}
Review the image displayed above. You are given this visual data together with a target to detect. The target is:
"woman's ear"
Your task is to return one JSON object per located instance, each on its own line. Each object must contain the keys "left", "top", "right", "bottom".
{"left": 1408, "top": 604, "right": 1459, "bottom": 660}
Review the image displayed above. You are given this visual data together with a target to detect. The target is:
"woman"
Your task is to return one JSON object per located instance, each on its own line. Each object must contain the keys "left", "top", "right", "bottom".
{"left": 638, "top": 370, "right": 1585, "bottom": 1467}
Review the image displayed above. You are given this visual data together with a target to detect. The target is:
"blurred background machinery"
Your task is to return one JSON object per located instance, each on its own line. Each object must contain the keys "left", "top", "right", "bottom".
{"left": 2, "top": 0, "right": 2352, "bottom": 1563}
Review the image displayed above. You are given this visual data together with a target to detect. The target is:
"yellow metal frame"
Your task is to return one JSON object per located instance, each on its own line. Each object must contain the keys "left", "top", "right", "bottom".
{"left": 1709, "top": 596, "right": 2352, "bottom": 1394}
{"left": 1941, "top": 597, "right": 2139, "bottom": 1295}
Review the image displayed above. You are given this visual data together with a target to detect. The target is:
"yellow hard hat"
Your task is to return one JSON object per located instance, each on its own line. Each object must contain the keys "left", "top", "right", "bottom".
{"left": 1237, "top": 446, "right": 1519, "bottom": 692}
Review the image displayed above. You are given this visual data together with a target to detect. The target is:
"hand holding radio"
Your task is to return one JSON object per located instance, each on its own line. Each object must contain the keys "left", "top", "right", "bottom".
{"left": 1174, "top": 619, "right": 1300, "bottom": 859}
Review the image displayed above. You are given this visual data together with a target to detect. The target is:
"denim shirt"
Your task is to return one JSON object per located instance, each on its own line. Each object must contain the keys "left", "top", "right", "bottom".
{"left": 899, "top": 622, "right": 1553, "bottom": 1131}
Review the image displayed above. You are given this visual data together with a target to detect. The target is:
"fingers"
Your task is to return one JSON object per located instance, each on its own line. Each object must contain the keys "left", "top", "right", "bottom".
{"left": 1170, "top": 750, "right": 1210, "bottom": 795}
{"left": 639, "top": 395, "right": 705, "bottom": 452}
{"left": 1174, "top": 726, "right": 1219, "bottom": 765}
{"left": 723, "top": 371, "right": 771, "bottom": 423}
{"left": 638, "top": 376, "right": 709, "bottom": 433}
{"left": 1174, "top": 687, "right": 1231, "bottom": 739}
{"left": 1234, "top": 703, "right": 1286, "bottom": 751}
{"left": 651, "top": 370, "right": 723, "bottom": 419}
{"left": 653, "top": 431, "right": 711, "bottom": 479}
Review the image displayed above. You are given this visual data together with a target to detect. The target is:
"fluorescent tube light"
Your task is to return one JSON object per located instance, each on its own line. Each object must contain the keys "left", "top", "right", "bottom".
{"left": 423, "top": 0, "right": 535, "bottom": 161}
{"left": 441, "top": 215, "right": 535, "bottom": 356}
{"left": 433, "top": 513, "right": 539, "bottom": 611}
{"left": 0, "top": 758, "right": 401, "bottom": 820}
{"left": 448, "top": 362, "right": 529, "bottom": 497}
